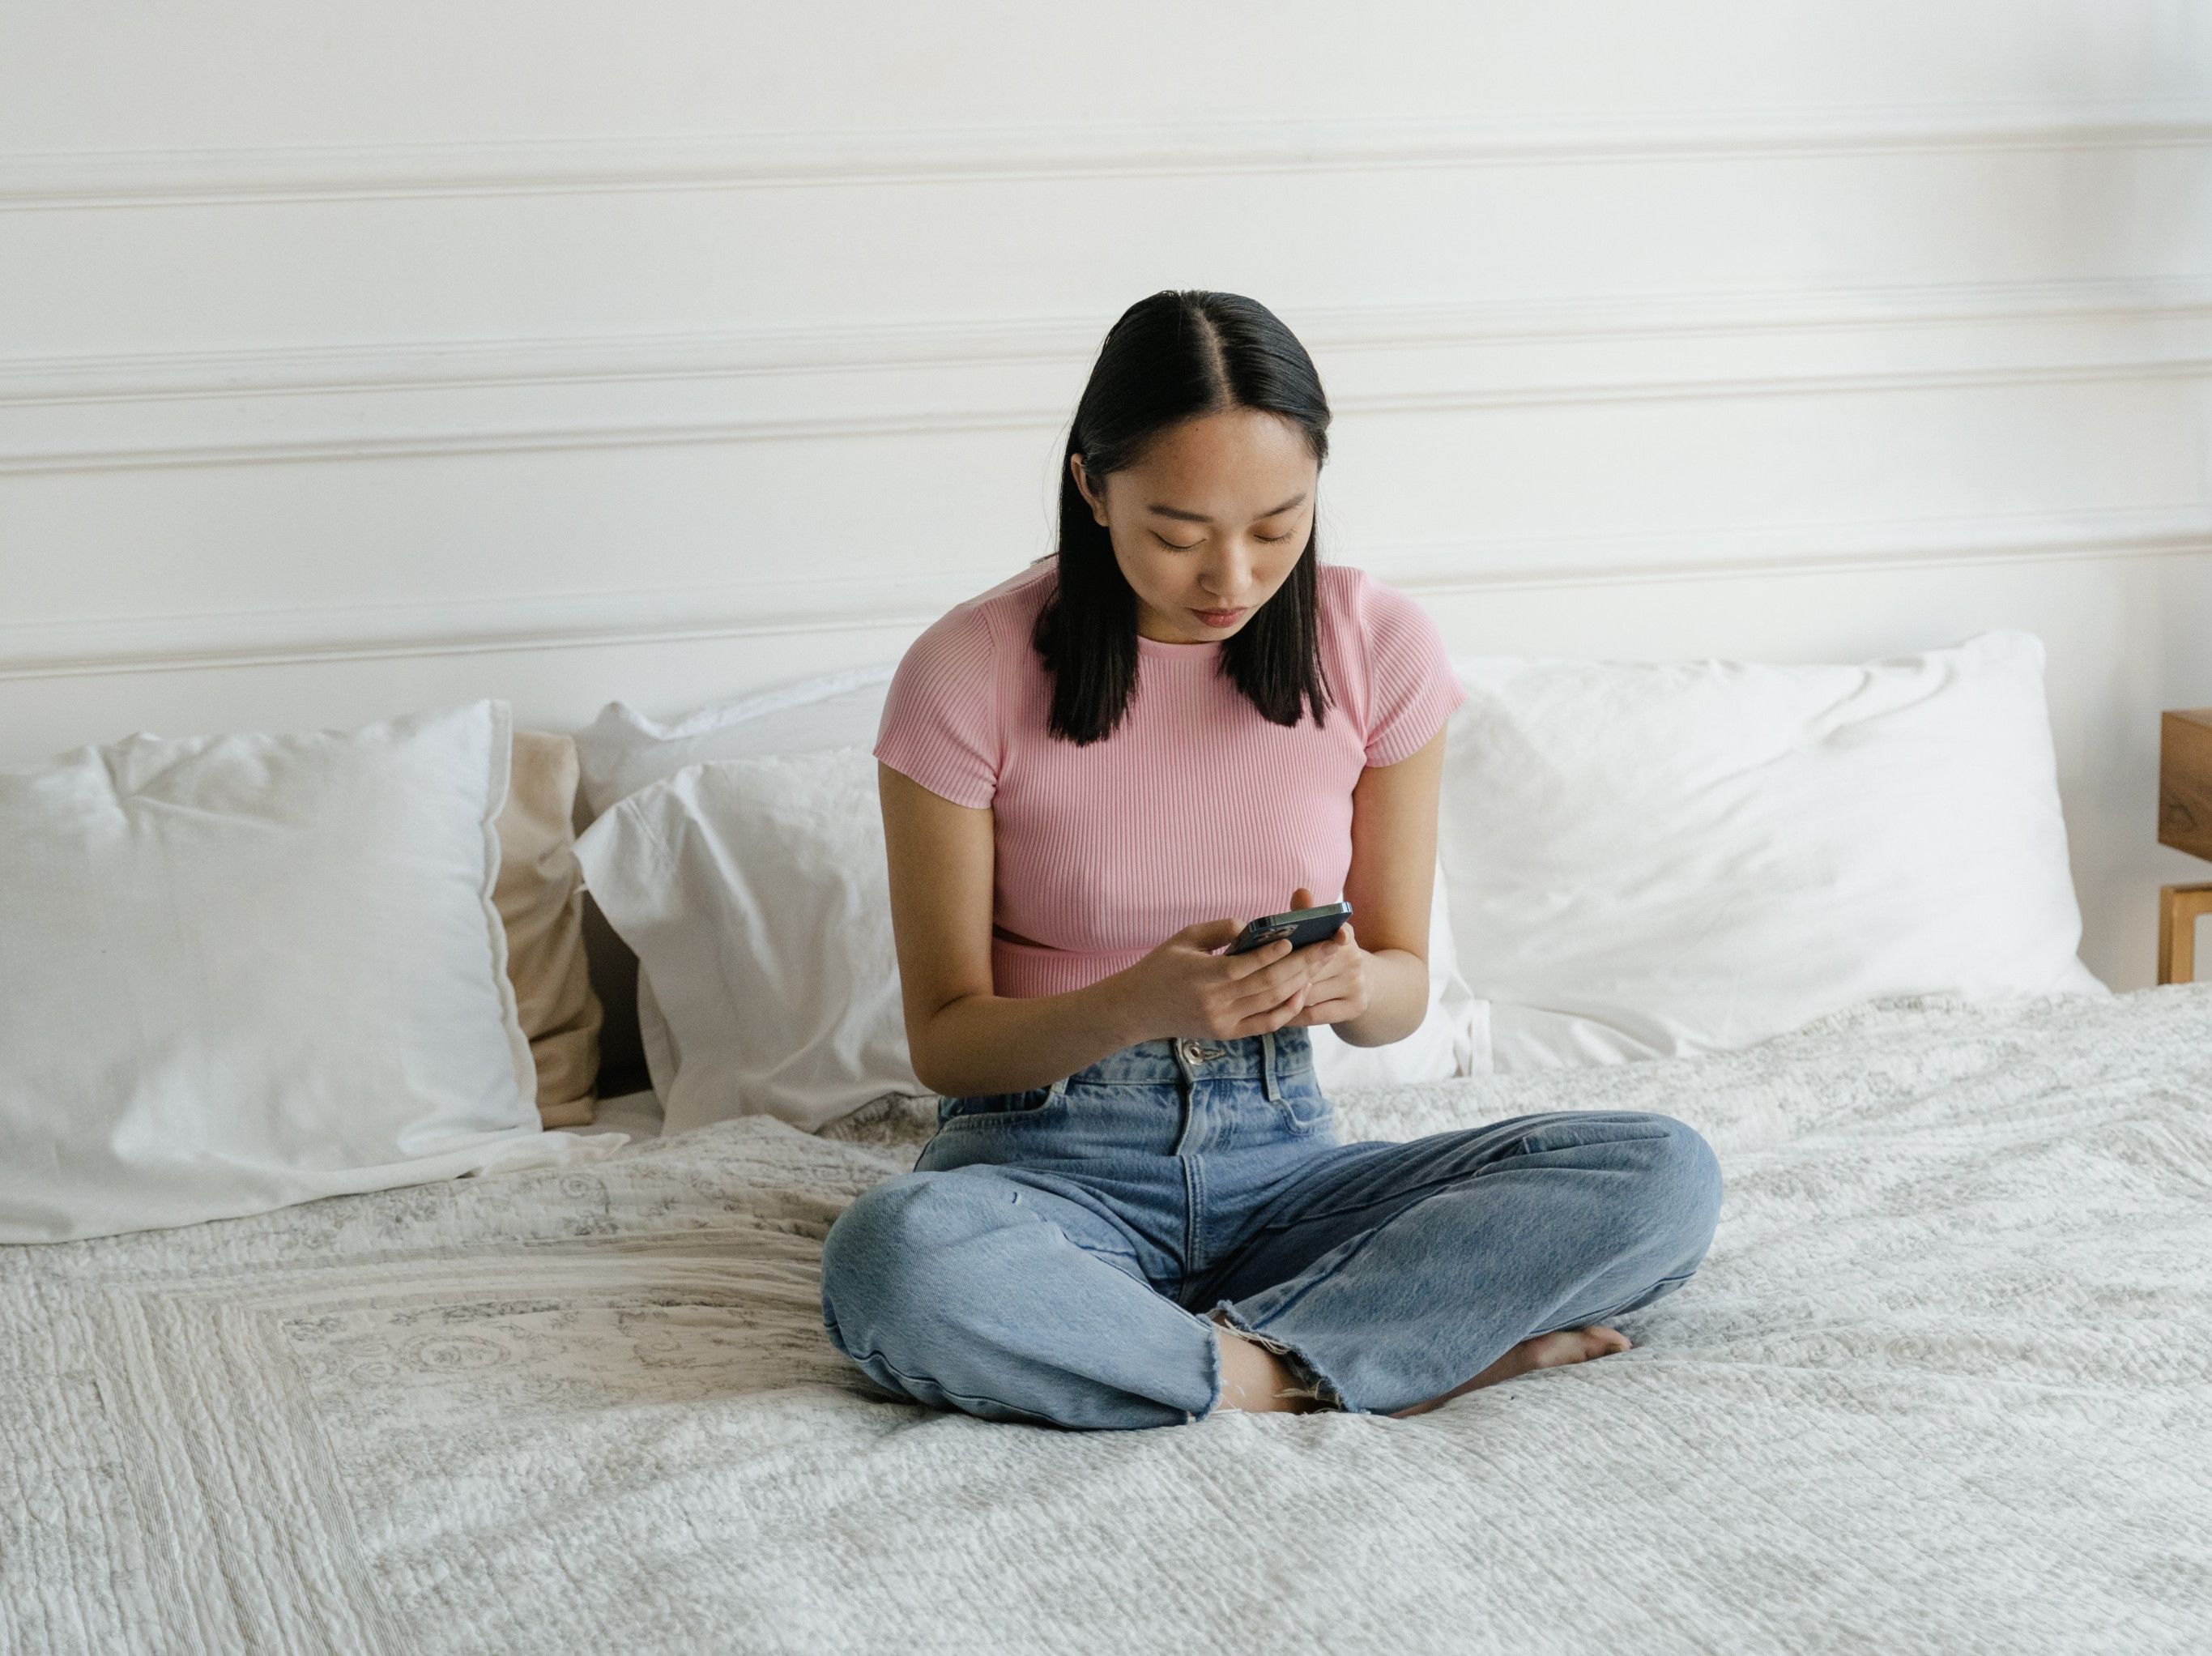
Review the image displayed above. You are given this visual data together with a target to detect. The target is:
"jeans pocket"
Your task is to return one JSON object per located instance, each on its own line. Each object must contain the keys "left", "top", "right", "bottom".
{"left": 1272, "top": 1065, "right": 1335, "bottom": 1136}
{"left": 936, "top": 1076, "right": 1070, "bottom": 1130}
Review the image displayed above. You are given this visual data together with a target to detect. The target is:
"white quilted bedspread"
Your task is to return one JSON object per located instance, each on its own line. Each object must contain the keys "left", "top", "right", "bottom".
{"left": 6, "top": 988, "right": 2210, "bottom": 1654}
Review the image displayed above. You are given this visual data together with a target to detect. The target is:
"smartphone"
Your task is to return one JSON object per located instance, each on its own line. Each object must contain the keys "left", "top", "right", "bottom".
{"left": 1224, "top": 900, "right": 1353, "bottom": 956}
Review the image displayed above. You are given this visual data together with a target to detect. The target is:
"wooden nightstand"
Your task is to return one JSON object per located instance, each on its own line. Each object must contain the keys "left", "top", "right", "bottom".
{"left": 2158, "top": 708, "right": 2212, "bottom": 983}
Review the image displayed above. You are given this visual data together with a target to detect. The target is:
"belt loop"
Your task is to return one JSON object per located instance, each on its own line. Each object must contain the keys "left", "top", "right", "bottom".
{"left": 1260, "top": 1029, "right": 1280, "bottom": 1102}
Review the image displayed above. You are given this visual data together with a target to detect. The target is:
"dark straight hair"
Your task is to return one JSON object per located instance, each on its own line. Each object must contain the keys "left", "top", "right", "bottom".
{"left": 1030, "top": 289, "right": 1336, "bottom": 745}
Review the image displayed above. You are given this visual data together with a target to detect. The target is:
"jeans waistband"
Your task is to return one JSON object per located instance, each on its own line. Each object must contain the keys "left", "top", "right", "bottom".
{"left": 1069, "top": 1024, "right": 1315, "bottom": 1091}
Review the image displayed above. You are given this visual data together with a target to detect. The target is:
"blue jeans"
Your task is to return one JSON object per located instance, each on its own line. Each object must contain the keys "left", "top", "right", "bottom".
{"left": 818, "top": 1024, "right": 1722, "bottom": 1430}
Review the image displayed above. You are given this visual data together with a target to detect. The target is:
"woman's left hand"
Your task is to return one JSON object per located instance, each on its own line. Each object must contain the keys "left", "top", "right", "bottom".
{"left": 1277, "top": 886, "right": 1370, "bottom": 1028}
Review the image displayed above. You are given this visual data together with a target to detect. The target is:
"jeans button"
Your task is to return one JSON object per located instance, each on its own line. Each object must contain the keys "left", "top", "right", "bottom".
{"left": 1178, "top": 1039, "right": 1204, "bottom": 1064}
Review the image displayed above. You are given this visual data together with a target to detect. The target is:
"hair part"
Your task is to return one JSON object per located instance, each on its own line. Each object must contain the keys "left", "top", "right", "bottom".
{"left": 1030, "top": 289, "right": 1336, "bottom": 745}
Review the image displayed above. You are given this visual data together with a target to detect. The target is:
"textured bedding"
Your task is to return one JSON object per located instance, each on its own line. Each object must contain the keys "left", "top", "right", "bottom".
{"left": 5, "top": 987, "right": 2210, "bottom": 1654}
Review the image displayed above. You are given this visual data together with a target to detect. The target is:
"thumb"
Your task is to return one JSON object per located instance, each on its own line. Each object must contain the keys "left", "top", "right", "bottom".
{"left": 1292, "top": 886, "right": 1315, "bottom": 911}
{"left": 1183, "top": 916, "right": 1245, "bottom": 951}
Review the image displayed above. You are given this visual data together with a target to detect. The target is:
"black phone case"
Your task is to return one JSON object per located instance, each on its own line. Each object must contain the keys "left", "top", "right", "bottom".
{"left": 1225, "top": 903, "right": 1352, "bottom": 955}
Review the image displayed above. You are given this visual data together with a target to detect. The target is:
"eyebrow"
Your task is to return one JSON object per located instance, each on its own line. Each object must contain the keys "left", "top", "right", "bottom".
{"left": 1145, "top": 490, "right": 1308, "bottom": 525}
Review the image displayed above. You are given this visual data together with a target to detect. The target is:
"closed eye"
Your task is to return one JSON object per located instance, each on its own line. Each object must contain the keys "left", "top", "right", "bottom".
{"left": 1153, "top": 531, "right": 1296, "bottom": 551}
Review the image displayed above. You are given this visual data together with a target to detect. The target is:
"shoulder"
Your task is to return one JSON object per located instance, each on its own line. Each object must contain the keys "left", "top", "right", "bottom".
{"left": 875, "top": 561, "right": 1054, "bottom": 809}
{"left": 1315, "top": 561, "right": 1465, "bottom": 766}
{"left": 1316, "top": 559, "right": 1447, "bottom": 658}
{"left": 897, "top": 557, "right": 1055, "bottom": 672}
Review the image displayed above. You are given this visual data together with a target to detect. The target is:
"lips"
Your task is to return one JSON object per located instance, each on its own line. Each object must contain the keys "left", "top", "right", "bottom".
{"left": 1191, "top": 606, "right": 1247, "bottom": 626}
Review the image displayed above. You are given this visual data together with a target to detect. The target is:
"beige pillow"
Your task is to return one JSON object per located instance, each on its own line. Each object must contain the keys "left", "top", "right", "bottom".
{"left": 495, "top": 732, "right": 603, "bottom": 1127}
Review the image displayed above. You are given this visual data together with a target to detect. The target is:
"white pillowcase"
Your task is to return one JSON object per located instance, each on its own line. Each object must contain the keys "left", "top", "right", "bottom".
{"left": 0, "top": 701, "right": 582, "bottom": 1244}
{"left": 573, "top": 663, "right": 894, "bottom": 822}
{"left": 1438, "top": 630, "right": 2107, "bottom": 1073}
{"left": 576, "top": 747, "right": 927, "bottom": 1134}
{"left": 574, "top": 667, "right": 901, "bottom": 1112}
{"left": 1306, "top": 874, "right": 1485, "bottom": 1086}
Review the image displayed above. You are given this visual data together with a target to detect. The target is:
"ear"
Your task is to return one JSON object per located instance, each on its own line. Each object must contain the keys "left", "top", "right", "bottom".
{"left": 1069, "top": 453, "right": 1110, "bottom": 528}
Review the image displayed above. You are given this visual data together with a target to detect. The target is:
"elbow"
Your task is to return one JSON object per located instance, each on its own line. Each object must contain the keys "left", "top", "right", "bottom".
{"left": 902, "top": 1000, "right": 976, "bottom": 1099}
{"left": 904, "top": 1032, "right": 951, "bottom": 1098}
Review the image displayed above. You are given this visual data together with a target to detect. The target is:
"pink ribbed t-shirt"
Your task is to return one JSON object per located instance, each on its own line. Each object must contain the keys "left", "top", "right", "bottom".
{"left": 872, "top": 557, "right": 1468, "bottom": 1000}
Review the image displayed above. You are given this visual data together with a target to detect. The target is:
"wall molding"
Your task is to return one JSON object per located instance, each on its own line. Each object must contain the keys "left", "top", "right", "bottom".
{"left": 9, "top": 276, "right": 2210, "bottom": 404}
{"left": 5, "top": 101, "right": 2210, "bottom": 211}
{"left": 6, "top": 506, "right": 2206, "bottom": 681}
{"left": 7, "top": 358, "right": 2206, "bottom": 477}
{"left": 5, "top": 277, "right": 2208, "bottom": 475}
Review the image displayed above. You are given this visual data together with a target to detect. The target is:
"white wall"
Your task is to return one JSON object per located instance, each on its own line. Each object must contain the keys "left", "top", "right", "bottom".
{"left": 3, "top": 1, "right": 2209, "bottom": 988}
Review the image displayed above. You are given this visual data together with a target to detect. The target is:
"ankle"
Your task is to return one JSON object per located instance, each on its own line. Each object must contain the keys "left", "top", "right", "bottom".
{"left": 1208, "top": 1316, "right": 1332, "bottom": 1415}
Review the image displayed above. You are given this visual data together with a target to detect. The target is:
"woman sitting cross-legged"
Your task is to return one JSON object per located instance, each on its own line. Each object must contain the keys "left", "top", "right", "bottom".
{"left": 818, "top": 288, "right": 1724, "bottom": 1430}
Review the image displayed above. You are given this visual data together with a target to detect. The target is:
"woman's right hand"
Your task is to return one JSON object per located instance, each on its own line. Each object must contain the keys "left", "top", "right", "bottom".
{"left": 1108, "top": 918, "right": 1320, "bottom": 1045}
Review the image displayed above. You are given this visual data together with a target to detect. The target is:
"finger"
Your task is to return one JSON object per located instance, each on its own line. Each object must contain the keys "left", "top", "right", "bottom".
{"left": 1234, "top": 1005, "right": 1300, "bottom": 1037}
{"left": 1227, "top": 968, "right": 1310, "bottom": 1022}
{"left": 1308, "top": 929, "right": 1357, "bottom": 968}
{"left": 1292, "top": 886, "right": 1314, "bottom": 911}
{"left": 1304, "top": 937, "right": 1362, "bottom": 984}
{"left": 1276, "top": 971, "right": 1343, "bottom": 1015}
{"left": 1225, "top": 943, "right": 1323, "bottom": 1005}
{"left": 1276, "top": 941, "right": 1336, "bottom": 982}
{"left": 1306, "top": 928, "right": 1355, "bottom": 975}
{"left": 1235, "top": 983, "right": 1329, "bottom": 1036}
{"left": 1219, "top": 934, "right": 1298, "bottom": 980}
{"left": 1185, "top": 917, "right": 1245, "bottom": 952}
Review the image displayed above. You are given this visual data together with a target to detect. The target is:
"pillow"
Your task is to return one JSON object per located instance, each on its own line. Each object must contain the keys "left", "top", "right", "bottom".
{"left": 1306, "top": 869, "right": 1485, "bottom": 1086}
{"left": 1438, "top": 630, "right": 2108, "bottom": 1073}
{"left": 575, "top": 747, "right": 927, "bottom": 1133}
{"left": 573, "top": 667, "right": 900, "bottom": 1103}
{"left": 0, "top": 701, "right": 573, "bottom": 1244}
{"left": 578, "top": 745, "right": 1481, "bottom": 1134}
{"left": 572, "top": 663, "right": 894, "bottom": 822}
{"left": 496, "top": 731, "right": 604, "bottom": 1126}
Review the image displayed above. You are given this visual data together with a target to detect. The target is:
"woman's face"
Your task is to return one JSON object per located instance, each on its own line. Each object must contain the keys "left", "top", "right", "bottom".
{"left": 1071, "top": 408, "right": 1319, "bottom": 645}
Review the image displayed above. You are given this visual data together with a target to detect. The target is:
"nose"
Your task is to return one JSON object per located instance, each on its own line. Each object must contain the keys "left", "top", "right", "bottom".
{"left": 1200, "top": 546, "right": 1255, "bottom": 605}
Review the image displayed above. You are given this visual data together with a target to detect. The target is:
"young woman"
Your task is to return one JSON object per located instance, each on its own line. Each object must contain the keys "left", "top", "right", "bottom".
{"left": 819, "top": 289, "right": 1723, "bottom": 1430}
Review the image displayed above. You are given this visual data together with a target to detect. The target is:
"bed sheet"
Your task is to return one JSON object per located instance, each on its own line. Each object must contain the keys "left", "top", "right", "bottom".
{"left": 588, "top": 1086, "right": 666, "bottom": 1142}
{"left": 4, "top": 987, "right": 2209, "bottom": 1654}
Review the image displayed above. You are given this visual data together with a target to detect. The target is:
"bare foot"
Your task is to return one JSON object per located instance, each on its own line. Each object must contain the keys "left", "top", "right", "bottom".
{"left": 1389, "top": 1325, "right": 1632, "bottom": 1419}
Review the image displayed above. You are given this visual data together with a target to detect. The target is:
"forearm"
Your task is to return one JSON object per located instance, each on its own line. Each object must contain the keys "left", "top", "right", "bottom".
{"left": 1328, "top": 947, "right": 1428, "bottom": 1048}
{"left": 908, "top": 975, "right": 1150, "bottom": 1098}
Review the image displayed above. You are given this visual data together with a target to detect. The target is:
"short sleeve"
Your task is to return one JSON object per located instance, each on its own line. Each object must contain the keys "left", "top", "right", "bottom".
{"left": 1360, "top": 576, "right": 1468, "bottom": 767}
{"left": 872, "top": 603, "right": 1002, "bottom": 808}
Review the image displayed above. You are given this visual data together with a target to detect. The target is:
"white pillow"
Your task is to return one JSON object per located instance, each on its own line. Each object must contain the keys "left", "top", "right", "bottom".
{"left": 1438, "top": 630, "right": 2108, "bottom": 1073}
{"left": 578, "top": 746, "right": 1481, "bottom": 1133}
{"left": 0, "top": 701, "right": 583, "bottom": 1244}
{"left": 575, "top": 747, "right": 927, "bottom": 1133}
{"left": 1306, "top": 872, "right": 1485, "bottom": 1086}
{"left": 572, "top": 663, "right": 894, "bottom": 821}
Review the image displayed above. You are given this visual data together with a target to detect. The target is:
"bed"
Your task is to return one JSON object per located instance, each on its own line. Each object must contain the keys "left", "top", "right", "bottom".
{"left": 8, "top": 983, "right": 2208, "bottom": 1654}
